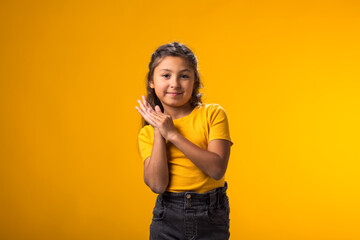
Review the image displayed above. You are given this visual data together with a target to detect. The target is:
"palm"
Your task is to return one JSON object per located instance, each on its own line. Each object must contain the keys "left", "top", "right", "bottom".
{"left": 135, "top": 96, "right": 177, "bottom": 140}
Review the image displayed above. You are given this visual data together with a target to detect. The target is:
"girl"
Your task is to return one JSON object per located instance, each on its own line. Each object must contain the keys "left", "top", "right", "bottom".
{"left": 135, "top": 42, "right": 234, "bottom": 240}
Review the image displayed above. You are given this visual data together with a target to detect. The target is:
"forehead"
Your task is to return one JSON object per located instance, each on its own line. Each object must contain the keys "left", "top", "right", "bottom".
{"left": 155, "top": 56, "right": 191, "bottom": 71}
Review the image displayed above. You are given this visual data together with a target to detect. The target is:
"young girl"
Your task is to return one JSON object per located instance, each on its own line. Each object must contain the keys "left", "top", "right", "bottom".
{"left": 135, "top": 42, "right": 234, "bottom": 240}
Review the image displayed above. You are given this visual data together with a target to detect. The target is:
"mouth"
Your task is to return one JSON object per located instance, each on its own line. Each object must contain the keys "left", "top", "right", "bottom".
{"left": 167, "top": 92, "right": 183, "bottom": 96}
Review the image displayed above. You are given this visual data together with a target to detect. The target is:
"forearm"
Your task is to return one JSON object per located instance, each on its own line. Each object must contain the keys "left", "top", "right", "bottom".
{"left": 168, "top": 132, "right": 226, "bottom": 180}
{"left": 144, "top": 128, "right": 169, "bottom": 193}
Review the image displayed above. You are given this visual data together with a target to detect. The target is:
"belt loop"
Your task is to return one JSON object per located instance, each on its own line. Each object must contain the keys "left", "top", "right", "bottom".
{"left": 223, "top": 181, "right": 228, "bottom": 192}
{"left": 158, "top": 194, "right": 164, "bottom": 207}
{"left": 217, "top": 182, "right": 228, "bottom": 206}
{"left": 209, "top": 191, "right": 217, "bottom": 207}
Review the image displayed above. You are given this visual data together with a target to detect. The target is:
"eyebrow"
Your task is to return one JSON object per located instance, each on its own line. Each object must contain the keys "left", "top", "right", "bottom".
{"left": 159, "top": 68, "right": 191, "bottom": 72}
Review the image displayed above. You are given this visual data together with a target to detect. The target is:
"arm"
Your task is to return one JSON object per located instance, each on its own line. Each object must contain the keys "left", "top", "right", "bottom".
{"left": 135, "top": 96, "right": 231, "bottom": 181}
{"left": 135, "top": 96, "right": 169, "bottom": 193}
{"left": 143, "top": 128, "right": 169, "bottom": 194}
{"left": 168, "top": 132, "right": 231, "bottom": 180}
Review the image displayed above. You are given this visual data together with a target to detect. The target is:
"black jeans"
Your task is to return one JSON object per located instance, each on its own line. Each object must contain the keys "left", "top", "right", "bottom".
{"left": 150, "top": 182, "right": 230, "bottom": 240}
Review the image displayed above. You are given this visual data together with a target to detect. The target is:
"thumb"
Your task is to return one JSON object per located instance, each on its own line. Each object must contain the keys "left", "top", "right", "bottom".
{"left": 155, "top": 105, "right": 162, "bottom": 113}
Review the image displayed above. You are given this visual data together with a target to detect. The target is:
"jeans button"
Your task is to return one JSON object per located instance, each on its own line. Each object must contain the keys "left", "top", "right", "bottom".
{"left": 186, "top": 193, "right": 191, "bottom": 199}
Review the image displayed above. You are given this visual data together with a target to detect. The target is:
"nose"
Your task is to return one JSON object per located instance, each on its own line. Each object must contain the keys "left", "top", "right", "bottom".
{"left": 170, "top": 77, "right": 181, "bottom": 88}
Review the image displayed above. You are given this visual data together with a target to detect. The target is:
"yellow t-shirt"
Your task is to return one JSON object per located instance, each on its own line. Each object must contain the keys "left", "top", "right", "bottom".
{"left": 137, "top": 103, "right": 234, "bottom": 193}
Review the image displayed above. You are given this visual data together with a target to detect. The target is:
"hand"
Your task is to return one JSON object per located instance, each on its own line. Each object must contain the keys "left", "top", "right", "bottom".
{"left": 135, "top": 95, "right": 178, "bottom": 141}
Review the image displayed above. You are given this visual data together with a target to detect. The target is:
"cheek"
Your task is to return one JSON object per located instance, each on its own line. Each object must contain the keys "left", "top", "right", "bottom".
{"left": 152, "top": 80, "right": 164, "bottom": 89}
{"left": 154, "top": 85, "right": 167, "bottom": 96}
{"left": 187, "top": 81, "right": 195, "bottom": 92}
{"left": 157, "top": 84, "right": 167, "bottom": 92}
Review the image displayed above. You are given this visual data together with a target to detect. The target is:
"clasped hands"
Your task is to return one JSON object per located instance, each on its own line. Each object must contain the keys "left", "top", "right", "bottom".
{"left": 135, "top": 95, "right": 178, "bottom": 141}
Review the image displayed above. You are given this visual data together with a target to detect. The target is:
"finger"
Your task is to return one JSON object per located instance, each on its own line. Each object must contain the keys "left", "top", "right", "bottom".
{"left": 147, "top": 104, "right": 162, "bottom": 115}
{"left": 147, "top": 105, "right": 165, "bottom": 117}
{"left": 141, "top": 97, "right": 156, "bottom": 114}
{"left": 142, "top": 95, "right": 153, "bottom": 110}
{"left": 135, "top": 106, "right": 157, "bottom": 126}
{"left": 152, "top": 106, "right": 166, "bottom": 120}
{"left": 135, "top": 106, "right": 151, "bottom": 122}
{"left": 137, "top": 99, "right": 148, "bottom": 113}
{"left": 146, "top": 107, "right": 163, "bottom": 121}
{"left": 155, "top": 105, "right": 162, "bottom": 113}
{"left": 140, "top": 104, "right": 161, "bottom": 122}
{"left": 137, "top": 99, "right": 160, "bottom": 124}
{"left": 145, "top": 109, "right": 163, "bottom": 126}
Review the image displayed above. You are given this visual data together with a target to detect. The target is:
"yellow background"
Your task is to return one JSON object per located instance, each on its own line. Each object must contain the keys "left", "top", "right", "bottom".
{"left": 1, "top": 0, "right": 359, "bottom": 239}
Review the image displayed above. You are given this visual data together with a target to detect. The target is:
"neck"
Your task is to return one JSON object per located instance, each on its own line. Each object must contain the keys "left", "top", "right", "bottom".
{"left": 163, "top": 102, "right": 195, "bottom": 120}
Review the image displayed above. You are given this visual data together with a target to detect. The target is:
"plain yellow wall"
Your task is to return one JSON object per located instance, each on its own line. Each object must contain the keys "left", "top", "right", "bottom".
{"left": 1, "top": 0, "right": 359, "bottom": 239}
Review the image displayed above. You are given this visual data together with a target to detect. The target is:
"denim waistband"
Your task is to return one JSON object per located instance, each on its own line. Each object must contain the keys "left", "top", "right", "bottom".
{"left": 157, "top": 182, "right": 228, "bottom": 209}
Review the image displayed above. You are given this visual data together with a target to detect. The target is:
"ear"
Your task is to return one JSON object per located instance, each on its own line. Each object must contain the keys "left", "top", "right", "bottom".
{"left": 149, "top": 81, "right": 154, "bottom": 89}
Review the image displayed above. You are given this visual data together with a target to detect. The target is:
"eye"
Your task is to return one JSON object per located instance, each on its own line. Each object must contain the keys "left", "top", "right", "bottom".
{"left": 162, "top": 74, "right": 170, "bottom": 78}
{"left": 181, "top": 75, "right": 189, "bottom": 78}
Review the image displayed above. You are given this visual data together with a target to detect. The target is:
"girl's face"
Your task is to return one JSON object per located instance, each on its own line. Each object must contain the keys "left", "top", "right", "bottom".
{"left": 150, "top": 56, "right": 195, "bottom": 110}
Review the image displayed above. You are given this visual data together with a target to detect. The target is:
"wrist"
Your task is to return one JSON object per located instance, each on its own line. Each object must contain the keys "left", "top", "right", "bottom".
{"left": 154, "top": 128, "right": 165, "bottom": 140}
{"left": 154, "top": 128, "right": 161, "bottom": 136}
{"left": 167, "top": 131, "right": 179, "bottom": 143}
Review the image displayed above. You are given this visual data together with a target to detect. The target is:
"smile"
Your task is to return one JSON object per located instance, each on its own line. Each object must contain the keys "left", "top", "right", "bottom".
{"left": 167, "top": 92, "right": 183, "bottom": 96}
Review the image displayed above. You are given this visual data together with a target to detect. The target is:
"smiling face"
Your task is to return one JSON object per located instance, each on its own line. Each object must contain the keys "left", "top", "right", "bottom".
{"left": 150, "top": 56, "right": 195, "bottom": 112}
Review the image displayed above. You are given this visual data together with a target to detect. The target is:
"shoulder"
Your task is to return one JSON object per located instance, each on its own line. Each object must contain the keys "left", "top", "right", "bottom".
{"left": 201, "top": 103, "right": 230, "bottom": 125}
{"left": 138, "top": 124, "right": 154, "bottom": 141}
{"left": 200, "top": 103, "right": 228, "bottom": 115}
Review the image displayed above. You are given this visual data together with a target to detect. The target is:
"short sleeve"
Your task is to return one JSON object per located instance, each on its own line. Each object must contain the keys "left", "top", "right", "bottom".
{"left": 137, "top": 126, "right": 154, "bottom": 162}
{"left": 208, "top": 104, "right": 234, "bottom": 146}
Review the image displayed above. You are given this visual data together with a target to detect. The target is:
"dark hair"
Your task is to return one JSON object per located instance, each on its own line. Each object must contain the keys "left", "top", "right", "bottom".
{"left": 141, "top": 41, "right": 204, "bottom": 127}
